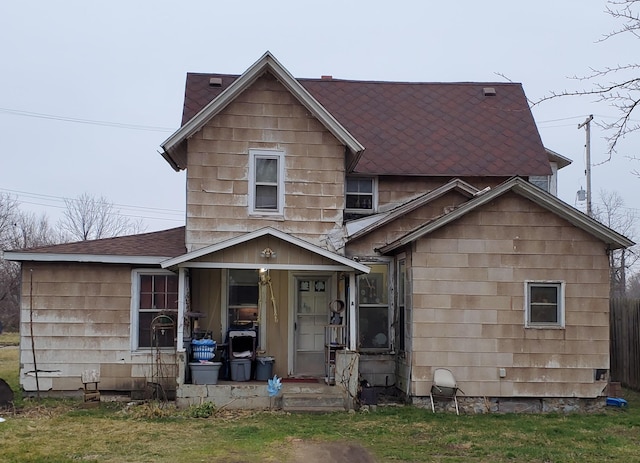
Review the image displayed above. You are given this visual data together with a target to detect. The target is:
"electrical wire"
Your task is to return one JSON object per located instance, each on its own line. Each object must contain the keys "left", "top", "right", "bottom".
{"left": 0, "top": 107, "right": 175, "bottom": 132}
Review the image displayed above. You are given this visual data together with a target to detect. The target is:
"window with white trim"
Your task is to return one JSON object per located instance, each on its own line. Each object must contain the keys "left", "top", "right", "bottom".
{"left": 525, "top": 281, "right": 565, "bottom": 328}
{"left": 131, "top": 270, "right": 178, "bottom": 350}
{"left": 346, "top": 177, "right": 376, "bottom": 213}
{"left": 358, "top": 263, "right": 391, "bottom": 350}
{"left": 249, "top": 149, "right": 284, "bottom": 215}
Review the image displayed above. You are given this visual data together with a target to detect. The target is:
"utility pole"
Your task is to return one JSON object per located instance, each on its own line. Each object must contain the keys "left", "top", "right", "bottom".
{"left": 578, "top": 115, "right": 594, "bottom": 216}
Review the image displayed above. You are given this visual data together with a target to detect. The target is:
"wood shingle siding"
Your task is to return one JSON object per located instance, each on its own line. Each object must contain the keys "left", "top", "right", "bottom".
{"left": 185, "top": 74, "right": 345, "bottom": 251}
{"left": 410, "top": 193, "right": 610, "bottom": 398}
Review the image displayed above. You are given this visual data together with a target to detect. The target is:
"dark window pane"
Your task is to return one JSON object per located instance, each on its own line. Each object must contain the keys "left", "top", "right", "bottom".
{"left": 154, "top": 275, "right": 166, "bottom": 293}
{"left": 256, "top": 158, "right": 278, "bottom": 183}
{"left": 140, "top": 293, "right": 153, "bottom": 310}
{"left": 346, "top": 194, "right": 373, "bottom": 210}
{"left": 530, "top": 305, "right": 558, "bottom": 323}
{"left": 359, "top": 307, "right": 389, "bottom": 349}
{"left": 166, "top": 276, "right": 178, "bottom": 293}
{"left": 531, "top": 286, "right": 557, "bottom": 304}
{"left": 255, "top": 185, "right": 278, "bottom": 209}
{"left": 140, "top": 275, "right": 152, "bottom": 292}
{"left": 346, "top": 177, "right": 372, "bottom": 193}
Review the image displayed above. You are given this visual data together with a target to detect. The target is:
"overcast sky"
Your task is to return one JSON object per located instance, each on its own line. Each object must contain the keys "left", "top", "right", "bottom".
{"left": 1, "top": 1, "right": 638, "bottom": 234}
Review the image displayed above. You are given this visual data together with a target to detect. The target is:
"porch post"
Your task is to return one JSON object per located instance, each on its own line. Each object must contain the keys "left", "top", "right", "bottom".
{"left": 348, "top": 272, "right": 357, "bottom": 350}
{"left": 177, "top": 267, "right": 186, "bottom": 353}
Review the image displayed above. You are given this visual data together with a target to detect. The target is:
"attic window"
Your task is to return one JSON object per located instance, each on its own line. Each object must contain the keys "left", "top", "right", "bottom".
{"left": 209, "top": 77, "right": 222, "bottom": 87}
{"left": 483, "top": 87, "right": 496, "bottom": 97}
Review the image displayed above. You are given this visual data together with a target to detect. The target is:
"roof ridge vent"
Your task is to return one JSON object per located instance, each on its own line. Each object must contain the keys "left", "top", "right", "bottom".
{"left": 483, "top": 87, "right": 496, "bottom": 97}
{"left": 321, "top": 75, "right": 333, "bottom": 80}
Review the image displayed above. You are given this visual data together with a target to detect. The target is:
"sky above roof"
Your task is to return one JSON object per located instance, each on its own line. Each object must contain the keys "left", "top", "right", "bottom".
{"left": 1, "top": 0, "right": 638, "bottom": 233}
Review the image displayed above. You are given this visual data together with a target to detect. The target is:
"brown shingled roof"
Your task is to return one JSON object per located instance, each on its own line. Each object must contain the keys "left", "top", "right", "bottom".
{"left": 12, "top": 227, "right": 186, "bottom": 258}
{"left": 181, "top": 72, "right": 551, "bottom": 177}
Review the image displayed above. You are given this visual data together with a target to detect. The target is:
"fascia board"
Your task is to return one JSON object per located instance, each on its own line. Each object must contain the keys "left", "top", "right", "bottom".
{"left": 2, "top": 252, "right": 166, "bottom": 265}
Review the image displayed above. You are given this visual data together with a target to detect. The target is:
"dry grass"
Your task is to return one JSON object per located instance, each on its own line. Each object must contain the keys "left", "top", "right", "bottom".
{"left": 2, "top": 337, "right": 640, "bottom": 462}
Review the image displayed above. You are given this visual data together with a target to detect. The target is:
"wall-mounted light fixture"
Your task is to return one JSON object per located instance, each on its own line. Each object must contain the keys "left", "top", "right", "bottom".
{"left": 260, "top": 247, "right": 276, "bottom": 259}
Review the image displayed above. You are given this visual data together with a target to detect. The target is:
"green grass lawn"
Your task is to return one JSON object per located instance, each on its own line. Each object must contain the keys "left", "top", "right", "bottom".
{"left": 1, "top": 334, "right": 639, "bottom": 462}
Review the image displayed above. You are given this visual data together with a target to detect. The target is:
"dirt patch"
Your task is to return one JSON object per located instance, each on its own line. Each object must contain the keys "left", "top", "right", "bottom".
{"left": 290, "top": 440, "right": 377, "bottom": 463}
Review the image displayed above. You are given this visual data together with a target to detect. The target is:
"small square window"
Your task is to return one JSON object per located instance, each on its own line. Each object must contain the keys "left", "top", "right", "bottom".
{"left": 525, "top": 281, "right": 564, "bottom": 328}
{"left": 346, "top": 177, "right": 375, "bottom": 213}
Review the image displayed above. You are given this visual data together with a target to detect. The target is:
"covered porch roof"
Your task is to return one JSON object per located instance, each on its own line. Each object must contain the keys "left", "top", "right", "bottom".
{"left": 161, "top": 227, "right": 370, "bottom": 274}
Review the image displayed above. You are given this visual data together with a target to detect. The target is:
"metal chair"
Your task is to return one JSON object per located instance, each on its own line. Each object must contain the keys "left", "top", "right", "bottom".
{"left": 430, "top": 368, "right": 459, "bottom": 415}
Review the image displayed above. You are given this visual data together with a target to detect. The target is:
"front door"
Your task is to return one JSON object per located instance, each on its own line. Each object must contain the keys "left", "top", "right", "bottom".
{"left": 294, "top": 277, "right": 330, "bottom": 376}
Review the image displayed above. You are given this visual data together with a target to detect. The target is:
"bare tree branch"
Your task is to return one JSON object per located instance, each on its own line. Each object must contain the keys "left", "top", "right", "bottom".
{"left": 58, "top": 192, "right": 145, "bottom": 241}
{"left": 533, "top": 0, "right": 640, "bottom": 160}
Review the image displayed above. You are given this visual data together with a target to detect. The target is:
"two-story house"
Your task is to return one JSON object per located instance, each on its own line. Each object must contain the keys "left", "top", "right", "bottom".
{"left": 6, "top": 52, "right": 633, "bottom": 412}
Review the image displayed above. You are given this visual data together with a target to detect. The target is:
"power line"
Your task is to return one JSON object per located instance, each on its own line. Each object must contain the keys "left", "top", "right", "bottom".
{"left": 0, "top": 187, "right": 184, "bottom": 220}
{"left": 0, "top": 107, "right": 176, "bottom": 133}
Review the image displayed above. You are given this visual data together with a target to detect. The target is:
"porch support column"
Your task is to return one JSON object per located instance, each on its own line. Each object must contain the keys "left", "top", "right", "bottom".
{"left": 348, "top": 272, "right": 357, "bottom": 351}
{"left": 177, "top": 266, "right": 186, "bottom": 353}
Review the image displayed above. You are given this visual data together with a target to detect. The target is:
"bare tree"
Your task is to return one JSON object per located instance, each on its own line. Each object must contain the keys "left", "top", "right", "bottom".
{"left": 534, "top": 0, "right": 640, "bottom": 159}
{"left": 0, "top": 195, "right": 60, "bottom": 331}
{"left": 58, "top": 192, "right": 145, "bottom": 241}
{"left": 593, "top": 189, "right": 638, "bottom": 296}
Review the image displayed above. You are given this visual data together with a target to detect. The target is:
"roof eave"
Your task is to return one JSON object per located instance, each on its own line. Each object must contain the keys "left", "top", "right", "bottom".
{"left": 2, "top": 252, "right": 168, "bottom": 265}
{"left": 545, "top": 148, "right": 573, "bottom": 170}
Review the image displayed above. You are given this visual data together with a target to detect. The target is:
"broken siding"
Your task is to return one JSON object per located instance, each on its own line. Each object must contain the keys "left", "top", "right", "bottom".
{"left": 410, "top": 193, "right": 610, "bottom": 398}
{"left": 185, "top": 73, "right": 346, "bottom": 250}
{"left": 19, "top": 262, "right": 175, "bottom": 392}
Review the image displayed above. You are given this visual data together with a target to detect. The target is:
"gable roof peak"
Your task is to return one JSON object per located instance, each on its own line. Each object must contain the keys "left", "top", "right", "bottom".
{"left": 161, "top": 51, "right": 364, "bottom": 172}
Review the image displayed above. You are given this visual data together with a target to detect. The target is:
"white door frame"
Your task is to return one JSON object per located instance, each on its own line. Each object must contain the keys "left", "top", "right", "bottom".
{"left": 287, "top": 271, "right": 337, "bottom": 376}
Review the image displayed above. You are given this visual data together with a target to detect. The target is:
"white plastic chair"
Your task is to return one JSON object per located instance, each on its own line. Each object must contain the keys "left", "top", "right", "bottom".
{"left": 430, "top": 368, "right": 459, "bottom": 415}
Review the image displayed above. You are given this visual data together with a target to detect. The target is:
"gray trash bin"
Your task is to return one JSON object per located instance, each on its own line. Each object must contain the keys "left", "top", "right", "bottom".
{"left": 255, "top": 356, "right": 274, "bottom": 381}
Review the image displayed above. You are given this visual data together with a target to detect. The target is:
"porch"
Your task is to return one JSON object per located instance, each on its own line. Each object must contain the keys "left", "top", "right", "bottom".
{"left": 174, "top": 348, "right": 360, "bottom": 411}
{"left": 176, "top": 380, "right": 349, "bottom": 412}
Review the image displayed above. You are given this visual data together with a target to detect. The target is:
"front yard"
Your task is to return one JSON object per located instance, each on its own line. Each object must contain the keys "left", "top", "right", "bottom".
{"left": 1, "top": 332, "right": 639, "bottom": 462}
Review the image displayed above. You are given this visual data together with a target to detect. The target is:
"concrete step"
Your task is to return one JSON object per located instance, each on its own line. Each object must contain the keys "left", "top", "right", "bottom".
{"left": 282, "top": 392, "right": 345, "bottom": 412}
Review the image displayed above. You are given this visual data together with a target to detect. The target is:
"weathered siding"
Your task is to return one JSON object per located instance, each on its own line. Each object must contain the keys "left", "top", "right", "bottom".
{"left": 410, "top": 192, "right": 610, "bottom": 398}
{"left": 193, "top": 235, "right": 340, "bottom": 267}
{"left": 346, "top": 191, "right": 471, "bottom": 256}
{"left": 377, "top": 176, "right": 506, "bottom": 211}
{"left": 185, "top": 72, "right": 346, "bottom": 250}
{"left": 19, "top": 262, "right": 175, "bottom": 393}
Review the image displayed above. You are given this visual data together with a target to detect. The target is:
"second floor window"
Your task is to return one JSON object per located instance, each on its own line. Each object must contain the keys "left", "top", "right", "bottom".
{"left": 249, "top": 149, "right": 284, "bottom": 215}
{"left": 346, "top": 177, "right": 375, "bottom": 213}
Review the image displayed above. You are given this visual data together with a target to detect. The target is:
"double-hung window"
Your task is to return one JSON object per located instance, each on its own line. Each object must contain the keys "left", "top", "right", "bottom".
{"left": 249, "top": 149, "right": 284, "bottom": 215}
{"left": 346, "top": 177, "right": 376, "bottom": 214}
{"left": 132, "top": 270, "right": 178, "bottom": 350}
{"left": 525, "top": 281, "right": 565, "bottom": 328}
{"left": 358, "top": 263, "right": 391, "bottom": 350}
